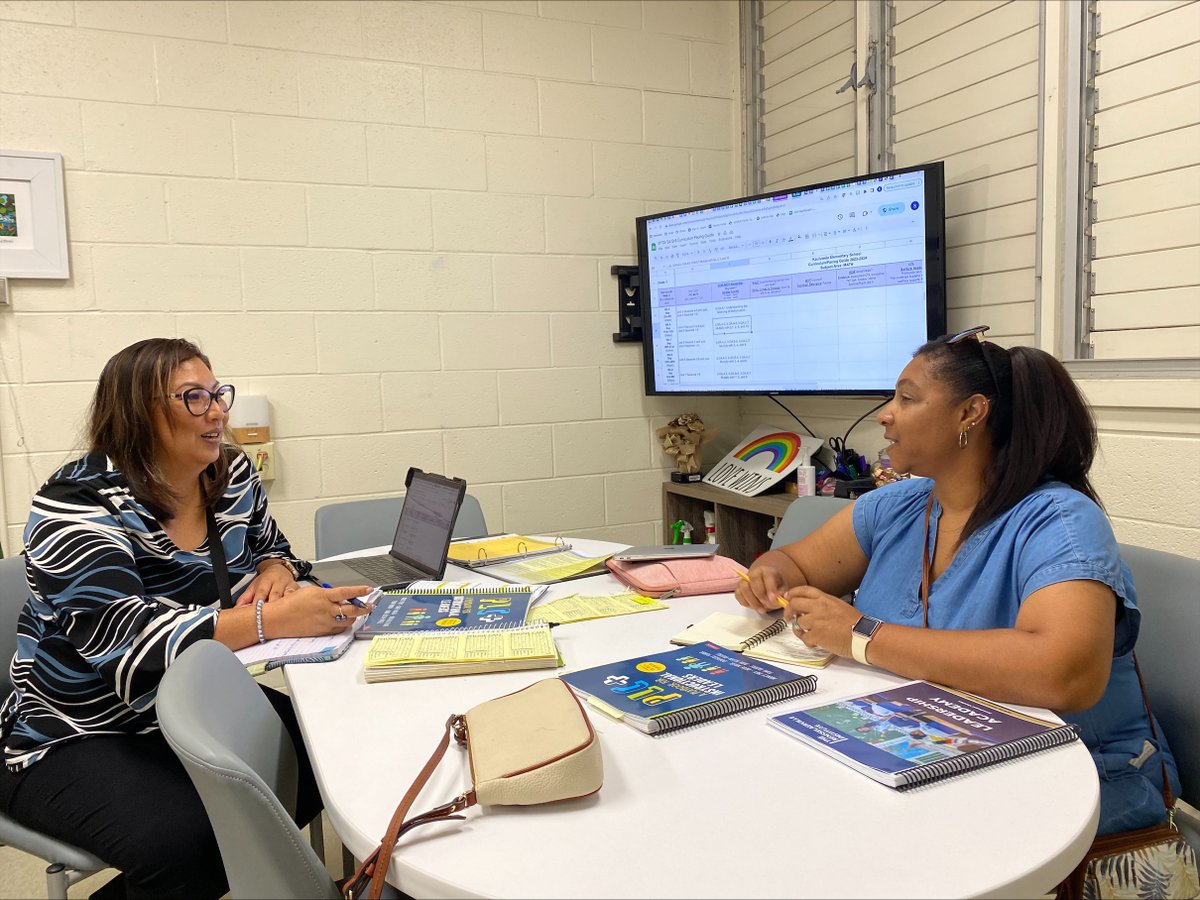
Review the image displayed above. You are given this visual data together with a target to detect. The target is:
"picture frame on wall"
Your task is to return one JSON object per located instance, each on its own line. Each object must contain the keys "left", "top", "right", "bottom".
{"left": 0, "top": 149, "right": 70, "bottom": 279}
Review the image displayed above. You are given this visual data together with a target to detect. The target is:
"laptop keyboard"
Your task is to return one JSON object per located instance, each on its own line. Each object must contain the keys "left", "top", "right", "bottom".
{"left": 343, "top": 555, "right": 418, "bottom": 584}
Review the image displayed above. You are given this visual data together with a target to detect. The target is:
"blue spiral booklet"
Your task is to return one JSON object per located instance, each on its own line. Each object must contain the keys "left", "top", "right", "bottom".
{"left": 559, "top": 642, "right": 817, "bottom": 735}
{"left": 355, "top": 584, "right": 539, "bottom": 639}
{"left": 768, "top": 680, "right": 1079, "bottom": 789}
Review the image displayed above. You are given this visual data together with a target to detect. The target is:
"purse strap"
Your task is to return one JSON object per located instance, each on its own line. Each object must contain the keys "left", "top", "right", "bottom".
{"left": 1130, "top": 652, "right": 1176, "bottom": 822}
{"left": 344, "top": 713, "right": 478, "bottom": 900}
{"left": 206, "top": 508, "right": 234, "bottom": 609}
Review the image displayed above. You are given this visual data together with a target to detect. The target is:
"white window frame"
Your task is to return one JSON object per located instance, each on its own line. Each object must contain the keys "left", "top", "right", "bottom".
{"left": 1047, "top": 0, "right": 1200, "bottom": 381}
{"left": 744, "top": 1, "right": 1199, "bottom": 390}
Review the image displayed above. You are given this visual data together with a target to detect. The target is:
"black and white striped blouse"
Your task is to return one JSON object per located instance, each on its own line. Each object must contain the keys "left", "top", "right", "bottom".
{"left": 2, "top": 448, "right": 309, "bottom": 770}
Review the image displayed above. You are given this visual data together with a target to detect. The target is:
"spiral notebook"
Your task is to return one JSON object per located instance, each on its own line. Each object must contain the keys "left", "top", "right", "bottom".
{"left": 670, "top": 611, "right": 834, "bottom": 668}
{"left": 355, "top": 583, "right": 542, "bottom": 639}
{"left": 363, "top": 623, "right": 560, "bottom": 682}
{"left": 234, "top": 618, "right": 362, "bottom": 674}
{"left": 768, "top": 680, "right": 1080, "bottom": 790}
{"left": 559, "top": 642, "right": 817, "bottom": 735}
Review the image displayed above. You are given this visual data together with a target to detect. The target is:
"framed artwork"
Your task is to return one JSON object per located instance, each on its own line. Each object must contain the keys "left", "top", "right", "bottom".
{"left": 0, "top": 150, "right": 70, "bottom": 279}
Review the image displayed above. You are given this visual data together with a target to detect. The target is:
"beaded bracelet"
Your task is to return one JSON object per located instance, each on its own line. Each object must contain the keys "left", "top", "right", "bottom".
{"left": 255, "top": 598, "right": 267, "bottom": 644}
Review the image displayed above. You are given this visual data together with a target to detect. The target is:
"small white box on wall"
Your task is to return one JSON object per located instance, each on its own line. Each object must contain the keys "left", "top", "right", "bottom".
{"left": 229, "top": 393, "right": 270, "bottom": 444}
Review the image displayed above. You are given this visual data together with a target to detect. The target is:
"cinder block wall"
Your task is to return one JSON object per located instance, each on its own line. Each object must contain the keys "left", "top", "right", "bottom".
{"left": 0, "top": 0, "right": 744, "bottom": 558}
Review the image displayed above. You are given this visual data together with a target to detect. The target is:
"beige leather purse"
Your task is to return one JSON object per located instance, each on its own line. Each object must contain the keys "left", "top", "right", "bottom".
{"left": 345, "top": 678, "right": 603, "bottom": 900}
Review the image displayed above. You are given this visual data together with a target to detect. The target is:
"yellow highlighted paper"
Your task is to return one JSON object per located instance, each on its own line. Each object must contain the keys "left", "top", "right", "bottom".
{"left": 363, "top": 624, "right": 559, "bottom": 682}
{"left": 480, "top": 549, "right": 611, "bottom": 585}
{"left": 527, "top": 590, "right": 666, "bottom": 625}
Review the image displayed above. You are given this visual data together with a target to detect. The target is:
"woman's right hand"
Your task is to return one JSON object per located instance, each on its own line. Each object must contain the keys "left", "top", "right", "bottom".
{"left": 262, "top": 584, "right": 373, "bottom": 639}
{"left": 735, "top": 565, "right": 790, "bottom": 615}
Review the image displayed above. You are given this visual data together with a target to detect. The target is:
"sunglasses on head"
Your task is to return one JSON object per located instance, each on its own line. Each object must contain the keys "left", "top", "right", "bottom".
{"left": 944, "top": 325, "right": 1002, "bottom": 397}
{"left": 946, "top": 324, "right": 990, "bottom": 344}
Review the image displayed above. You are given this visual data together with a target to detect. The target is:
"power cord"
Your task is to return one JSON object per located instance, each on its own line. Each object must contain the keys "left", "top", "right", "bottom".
{"left": 766, "top": 395, "right": 817, "bottom": 438}
{"left": 843, "top": 396, "right": 891, "bottom": 445}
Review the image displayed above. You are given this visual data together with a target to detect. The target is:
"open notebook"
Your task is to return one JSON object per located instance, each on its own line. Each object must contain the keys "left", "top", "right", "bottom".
{"left": 234, "top": 618, "right": 363, "bottom": 674}
{"left": 670, "top": 611, "right": 834, "bottom": 668}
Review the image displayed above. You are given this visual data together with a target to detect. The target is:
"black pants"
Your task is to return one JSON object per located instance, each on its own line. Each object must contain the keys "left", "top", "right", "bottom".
{"left": 0, "top": 686, "right": 321, "bottom": 900}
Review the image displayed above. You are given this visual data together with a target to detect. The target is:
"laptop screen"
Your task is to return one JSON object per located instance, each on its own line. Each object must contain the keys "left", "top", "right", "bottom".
{"left": 389, "top": 470, "right": 466, "bottom": 577}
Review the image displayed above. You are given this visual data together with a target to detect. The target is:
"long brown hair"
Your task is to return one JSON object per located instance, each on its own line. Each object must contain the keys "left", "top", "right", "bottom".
{"left": 88, "top": 338, "right": 231, "bottom": 521}
{"left": 916, "top": 336, "right": 1100, "bottom": 544}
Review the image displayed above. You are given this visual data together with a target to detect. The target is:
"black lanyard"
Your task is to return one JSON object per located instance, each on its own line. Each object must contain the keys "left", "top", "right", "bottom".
{"left": 206, "top": 508, "right": 234, "bottom": 609}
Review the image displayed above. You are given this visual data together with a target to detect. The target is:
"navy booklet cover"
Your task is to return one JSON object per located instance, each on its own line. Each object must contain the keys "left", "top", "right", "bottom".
{"left": 768, "top": 680, "right": 1079, "bottom": 790}
{"left": 559, "top": 642, "right": 817, "bottom": 735}
{"left": 355, "top": 584, "right": 539, "bottom": 639}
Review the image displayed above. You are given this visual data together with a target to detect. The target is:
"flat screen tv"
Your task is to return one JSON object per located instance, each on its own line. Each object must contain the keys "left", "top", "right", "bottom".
{"left": 636, "top": 161, "right": 947, "bottom": 396}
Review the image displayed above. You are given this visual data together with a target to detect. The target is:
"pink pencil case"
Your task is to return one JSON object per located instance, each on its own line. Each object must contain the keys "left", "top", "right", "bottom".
{"left": 605, "top": 554, "right": 747, "bottom": 598}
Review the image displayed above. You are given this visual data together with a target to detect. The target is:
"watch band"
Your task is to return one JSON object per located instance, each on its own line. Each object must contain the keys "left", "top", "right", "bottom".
{"left": 851, "top": 615, "right": 883, "bottom": 665}
{"left": 272, "top": 557, "right": 299, "bottom": 579}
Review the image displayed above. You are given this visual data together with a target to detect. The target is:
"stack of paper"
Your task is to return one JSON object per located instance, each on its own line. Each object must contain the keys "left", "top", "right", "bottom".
{"left": 527, "top": 589, "right": 666, "bottom": 625}
{"left": 477, "top": 549, "right": 611, "bottom": 585}
{"left": 363, "top": 623, "right": 561, "bottom": 682}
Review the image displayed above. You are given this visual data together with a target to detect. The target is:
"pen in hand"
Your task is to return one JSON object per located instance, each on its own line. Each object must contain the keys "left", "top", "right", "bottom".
{"left": 342, "top": 587, "right": 382, "bottom": 609}
{"left": 735, "top": 569, "right": 789, "bottom": 611}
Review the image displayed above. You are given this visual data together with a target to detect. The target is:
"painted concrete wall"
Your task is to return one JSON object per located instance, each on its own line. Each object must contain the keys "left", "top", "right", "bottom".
{"left": 0, "top": 0, "right": 744, "bottom": 558}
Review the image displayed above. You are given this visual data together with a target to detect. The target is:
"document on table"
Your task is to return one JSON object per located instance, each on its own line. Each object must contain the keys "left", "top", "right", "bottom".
{"left": 478, "top": 549, "right": 611, "bottom": 585}
{"left": 234, "top": 619, "right": 362, "bottom": 673}
{"left": 527, "top": 589, "right": 667, "bottom": 625}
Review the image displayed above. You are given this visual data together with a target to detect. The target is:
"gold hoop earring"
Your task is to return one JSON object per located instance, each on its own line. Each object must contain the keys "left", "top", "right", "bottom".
{"left": 958, "top": 421, "right": 976, "bottom": 450}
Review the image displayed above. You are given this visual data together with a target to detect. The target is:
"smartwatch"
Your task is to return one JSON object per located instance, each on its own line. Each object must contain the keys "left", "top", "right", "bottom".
{"left": 850, "top": 614, "right": 883, "bottom": 665}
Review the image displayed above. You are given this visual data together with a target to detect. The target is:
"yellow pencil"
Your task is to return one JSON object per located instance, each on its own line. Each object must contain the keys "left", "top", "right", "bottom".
{"left": 735, "top": 569, "right": 789, "bottom": 610}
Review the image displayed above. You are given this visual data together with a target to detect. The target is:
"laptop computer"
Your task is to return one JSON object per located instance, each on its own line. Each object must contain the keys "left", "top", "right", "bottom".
{"left": 609, "top": 544, "right": 719, "bottom": 562}
{"left": 308, "top": 468, "right": 467, "bottom": 590}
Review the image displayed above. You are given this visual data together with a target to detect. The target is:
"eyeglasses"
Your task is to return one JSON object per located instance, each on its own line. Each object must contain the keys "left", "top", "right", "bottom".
{"left": 944, "top": 325, "right": 1002, "bottom": 398}
{"left": 168, "top": 384, "right": 236, "bottom": 416}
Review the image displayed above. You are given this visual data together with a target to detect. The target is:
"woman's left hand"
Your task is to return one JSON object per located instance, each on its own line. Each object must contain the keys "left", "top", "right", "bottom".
{"left": 782, "top": 586, "right": 861, "bottom": 658}
{"left": 237, "top": 562, "right": 300, "bottom": 605}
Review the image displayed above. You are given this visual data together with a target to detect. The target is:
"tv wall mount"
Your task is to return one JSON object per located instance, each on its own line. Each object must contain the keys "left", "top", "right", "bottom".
{"left": 611, "top": 264, "right": 642, "bottom": 342}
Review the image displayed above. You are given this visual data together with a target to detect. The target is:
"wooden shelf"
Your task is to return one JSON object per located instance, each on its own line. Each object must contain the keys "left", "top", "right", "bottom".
{"left": 662, "top": 481, "right": 798, "bottom": 566}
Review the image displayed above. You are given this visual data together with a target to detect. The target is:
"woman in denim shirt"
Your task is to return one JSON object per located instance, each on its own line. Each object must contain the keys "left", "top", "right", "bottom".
{"left": 737, "top": 327, "right": 1178, "bottom": 835}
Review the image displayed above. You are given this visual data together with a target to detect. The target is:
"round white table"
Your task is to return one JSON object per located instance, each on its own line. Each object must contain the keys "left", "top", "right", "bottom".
{"left": 286, "top": 538, "right": 1098, "bottom": 898}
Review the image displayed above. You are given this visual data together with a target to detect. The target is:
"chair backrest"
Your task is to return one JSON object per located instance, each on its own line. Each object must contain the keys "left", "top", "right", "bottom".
{"left": 157, "top": 641, "right": 341, "bottom": 900}
{"left": 314, "top": 493, "right": 487, "bottom": 559}
{"left": 1120, "top": 543, "right": 1200, "bottom": 808}
{"left": 0, "top": 554, "right": 29, "bottom": 702}
{"left": 770, "top": 496, "right": 853, "bottom": 549}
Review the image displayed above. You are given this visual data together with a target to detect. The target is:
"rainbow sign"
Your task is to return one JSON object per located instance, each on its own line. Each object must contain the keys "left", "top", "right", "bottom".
{"left": 733, "top": 431, "right": 802, "bottom": 473}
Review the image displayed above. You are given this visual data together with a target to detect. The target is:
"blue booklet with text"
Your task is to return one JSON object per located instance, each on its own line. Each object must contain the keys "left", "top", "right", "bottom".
{"left": 355, "top": 585, "right": 536, "bottom": 639}
{"left": 559, "top": 642, "right": 817, "bottom": 734}
{"left": 768, "top": 680, "right": 1079, "bottom": 789}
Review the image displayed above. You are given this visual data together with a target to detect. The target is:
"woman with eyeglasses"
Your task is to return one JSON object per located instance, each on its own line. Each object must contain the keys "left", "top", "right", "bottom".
{"left": 736, "top": 327, "right": 1179, "bottom": 838}
{"left": 0, "top": 338, "right": 371, "bottom": 899}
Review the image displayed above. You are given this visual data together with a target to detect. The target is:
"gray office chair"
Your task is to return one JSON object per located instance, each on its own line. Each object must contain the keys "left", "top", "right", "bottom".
{"left": 0, "top": 554, "right": 111, "bottom": 900}
{"left": 158, "top": 639, "right": 343, "bottom": 900}
{"left": 314, "top": 492, "right": 488, "bottom": 559}
{"left": 1120, "top": 543, "right": 1200, "bottom": 849}
{"left": 769, "top": 496, "right": 853, "bottom": 549}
